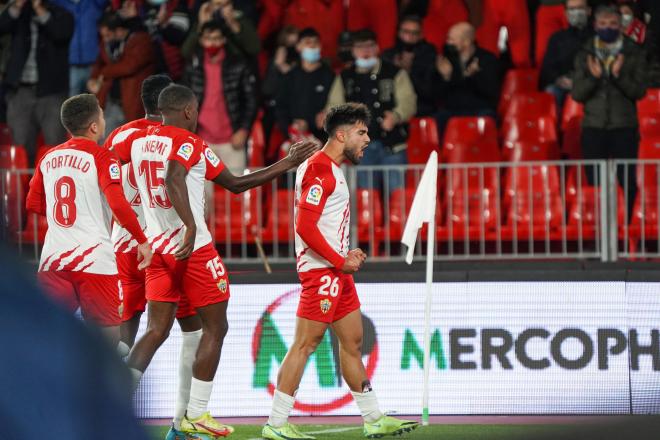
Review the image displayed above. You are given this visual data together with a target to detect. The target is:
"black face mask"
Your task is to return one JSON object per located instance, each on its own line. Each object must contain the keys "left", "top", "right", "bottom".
{"left": 443, "top": 43, "right": 460, "bottom": 62}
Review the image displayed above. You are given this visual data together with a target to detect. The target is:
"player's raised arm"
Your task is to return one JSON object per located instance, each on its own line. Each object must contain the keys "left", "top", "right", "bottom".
{"left": 212, "top": 140, "right": 319, "bottom": 194}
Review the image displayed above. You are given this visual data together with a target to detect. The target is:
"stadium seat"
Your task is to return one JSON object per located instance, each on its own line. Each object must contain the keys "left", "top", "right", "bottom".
{"left": 213, "top": 187, "right": 260, "bottom": 243}
{"left": 443, "top": 116, "right": 498, "bottom": 149}
{"left": 498, "top": 68, "right": 539, "bottom": 116}
{"left": 640, "top": 114, "right": 660, "bottom": 140}
{"left": 628, "top": 190, "right": 660, "bottom": 252}
{"left": 567, "top": 185, "right": 625, "bottom": 241}
{"left": 504, "top": 92, "right": 557, "bottom": 122}
{"left": 637, "top": 139, "right": 660, "bottom": 198}
{"left": 356, "top": 189, "right": 384, "bottom": 252}
{"left": 20, "top": 212, "right": 48, "bottom": 244}
{"left": 261, "top": 189, "right": 295, "bottom": 243}
{"left": 35, "top": 145, "right": 53, "bottom": 166}
{"left": 247, "top": 119, "right": 266, "bottom": 168}
{"left": 0, "top": 145, "right": 29, "bottom": 233}
{"left": 637, "top": 88, "right": 660, "bottom": 117}
{"left": 388, "top": 187, "right": 415, "bottom": 240}
{"left": 561, "top": 96, "right": 584, "bottom": 159}
{"left": 501, "top": 116, "right": 558, "bottom": 158}
{"left": 0, "top": 123, "right": 12, "bottom": 145}
{"left": 407, "top": 117, "right": 440, "bottom": 164}
{"left": 507, "top": 140, "right": 561, "bottom": 162}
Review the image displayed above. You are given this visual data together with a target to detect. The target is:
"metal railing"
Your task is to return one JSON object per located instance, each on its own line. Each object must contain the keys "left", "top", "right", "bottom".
{"left": 5, "top": 159, "right": 660, "bottom": 264}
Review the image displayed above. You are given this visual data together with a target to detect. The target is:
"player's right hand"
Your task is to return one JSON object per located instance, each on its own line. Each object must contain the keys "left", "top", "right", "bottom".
{"left": 341, "top": 248, "right": 366, "bottom": 274}
{"left": 175, "top": 225, "right": 196, "bottom": 260}
{"left": 136, "top": 241, "right": 153, "bottom": 270}
{"left": 286, "top": 140, "right": 320, "bottom": 166}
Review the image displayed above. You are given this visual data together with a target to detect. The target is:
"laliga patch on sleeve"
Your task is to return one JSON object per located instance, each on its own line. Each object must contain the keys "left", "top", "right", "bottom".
{"left": 306, "top": 184, "right": 323, "bottom": 206}
{"left": 109, "top": 162, "right": 121, "bottom": 180}
{"left": 204, "top": 147, "right": 221, "bottom": 167}
{"left": 177, "top": 143, "right": 194, "bottom": 161}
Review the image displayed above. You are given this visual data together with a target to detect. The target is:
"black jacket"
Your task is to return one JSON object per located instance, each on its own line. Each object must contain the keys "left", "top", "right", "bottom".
{"left": 540, "top": 26, "right": 592, "bottom": 90}
{"left": 182, "top": 48, "right": 258, "bottom": 132}
{"left": 572, "top": 36, "right": 648, "bottom": 129}
{"left": 429, "top": 46, "right": 501, "bottom": 113}
{"left": 382, "top": 39, "right": 437, "bottom": 116}
{"left": 275, "top": 63, "right": 335, "bottom": 140}
{"left": 0, "top": 1, "right": 73, "bottom": 96}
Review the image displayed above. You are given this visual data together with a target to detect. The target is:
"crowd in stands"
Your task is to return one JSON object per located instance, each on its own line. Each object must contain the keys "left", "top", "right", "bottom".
{"left": 1, "top": 0, "right": 660, "bottom": 205}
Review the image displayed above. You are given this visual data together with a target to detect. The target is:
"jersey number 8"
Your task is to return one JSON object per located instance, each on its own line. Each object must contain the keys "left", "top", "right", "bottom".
{"left": 53, "top": 176, "right": 77, "bottom": 227}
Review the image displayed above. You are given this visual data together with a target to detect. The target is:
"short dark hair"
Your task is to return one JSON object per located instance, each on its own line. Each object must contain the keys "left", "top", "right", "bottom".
{"left": 594, "top": 4, "right": 621, "bottom": 19}
{"left": 324, "top": 103, "right": 371, "bottom": 137}
{"left": 352, "top": 29, "right": 377, "bottom": 44}
{"left": 200, "top": 20, "right": 224, "bottom": 36}
{"left": 158, "top": 84, "right": 196, "bottom": 114}
{"left": 399, "top": 15, "right": 422, "bottom": 28}
{"left": 60, "top": 94, "right": 100, "bottom": 135}
{"left": 298, "top": 27, "right": 320, "bottom": 40}
{"left": 141, "top": 74, "right": 173, "bottom": 114}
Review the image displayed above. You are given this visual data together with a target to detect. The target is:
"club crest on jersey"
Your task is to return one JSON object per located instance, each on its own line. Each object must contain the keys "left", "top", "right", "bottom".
{"left": 205, "top": 147, "right": 221, "bottom": 167}
{"left": 306, "top": 184, "right": 323, "bottom": 206}
{"left": 217, "top": 278, "right": 227, "bottom": 293}
{"left": 320, "top": 298, "right": 332, "bottom": 314}
{"left": 109, "top": 163, "right": 121, "bottom": 180}
{"left": 177, "top": 143, "right": 194, "bottom": 161}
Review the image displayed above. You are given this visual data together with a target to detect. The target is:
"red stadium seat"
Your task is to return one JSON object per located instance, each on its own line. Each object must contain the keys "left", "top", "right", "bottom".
{"left": 247, "top": 119, "right": 266, "bottom": 168}
{"left": 213, "top": 187, "right": 259, "bottom": 243}
{"left": 498, "top": 68, "right": 539, "bottom": 116}
{"left": 639, "top": 138, "right": 660, "bottom": 159}
{"left": 504, "top": 92, "right": 557, "bottom": 122}
{"left": 388, "top": 187, "right": 415, "bottom": 239}
{"left": 507, "top": 140, "right": 561, "bottom": 162}
{"left": 35, "top": 145, "right": 53, "bottom": 166}
{"left": 0, "top": 123, "right": 12, "bottom": 145}
{"left": 561, "top": 96, "right": 584, "bottom": 159}
{"left": 637, "top": 139, "right": 660, "bottom": 197}
{"left": 567, "top": 185, "right": 625, "bottom": 240}
{"left": 0, "top": 145, "right": 29, "bottom": 233}
{"left": 628, "top": 190, "right": 660, "bottom": 250}
{"left": 501, "top": 116, "right": 558, "bottom": 158}
{"left": 640, "top": 114, "right": 660, "bottom": 140}
{"left": 407, "top": 117, "right": 440, "bottom": 164}
{"left": 20, "top": 212, "right": 48, "bottom": 244}
{"left": 261, "top": 189, "right": 295, "bottom": 243}
{"left": 356, "top": 189, "right": 384, "bottom": 251}
{"left": 443, "top": 116, "right": 498, "bottom": 147}
{"left": 637, "top": 88, "right": 660, "bottom": 117}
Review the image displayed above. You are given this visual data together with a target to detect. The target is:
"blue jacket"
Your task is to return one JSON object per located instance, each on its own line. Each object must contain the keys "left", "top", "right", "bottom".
{"left": 52, "top": 0, "right": 108, "bottom": 65}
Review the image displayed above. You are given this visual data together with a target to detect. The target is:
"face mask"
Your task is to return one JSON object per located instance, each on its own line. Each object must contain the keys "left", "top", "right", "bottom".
{"left": 566, "top": 9, "right": 588, "bottom": 28}
{"left": 621, "top": 14, "right": 634, "bottom": 29}
{"left": 443, "top": 43, "right": 460, "bottom": 61}
{"left": 355, "top": 56, "right": 378, "bottom": 69}
{"left": 147, "top": 0, "right": 167, "bottom": 5}
{"left": 205, "top": 46, "right": 222, "bottom": 57}
{"left": 596, "top": 27, "right": 620, "bottom": 43}
{"left": 301, "top": 47, "right": 321, "bottom": 63}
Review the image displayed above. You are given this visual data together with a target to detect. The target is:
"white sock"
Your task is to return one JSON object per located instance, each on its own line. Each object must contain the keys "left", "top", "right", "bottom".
{"left": 351, "top": 390, "right": 383, "bottom": 423}
{"left": 130, "top": 368, "right": 143, "bottom": 389}
{"left": 267, "top": 389, "right": 295, "bottom": 428}
{"left": 117, "top": 341, "right": 131, "bottom": 358}
{"left": 173, "top": 329, "right": 202, "bottom": 430}
{"left": 186, "top": 377, "right": 214, "bottom": 419}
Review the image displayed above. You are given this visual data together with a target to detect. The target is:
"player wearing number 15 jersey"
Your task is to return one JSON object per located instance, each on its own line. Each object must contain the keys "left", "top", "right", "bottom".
{"left": 113, "top": 85, "right": 318, "bottom": 439}
{"left": 263, "top": 104, "right": 418, "bottom": 440}
{"left": 25, "top": 94, "right": 152, "bottom": 346}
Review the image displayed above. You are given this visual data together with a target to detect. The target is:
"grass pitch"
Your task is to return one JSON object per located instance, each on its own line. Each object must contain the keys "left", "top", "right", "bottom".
{"left": 146, "top": 424, "right": 577, "bottom": 440}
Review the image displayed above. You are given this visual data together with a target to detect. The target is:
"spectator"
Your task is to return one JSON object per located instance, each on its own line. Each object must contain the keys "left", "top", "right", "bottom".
{"left": 421, "top": 0, "right": 469, "bottom": 53}
{"left": 52, "top": 0, "right": 108, "bottom": 96}
{"left": 182, "top": 20, "right": 258, "bottom": 172}
{"left": 0, "top": 0, "right": 73, "bottom": 163}
{"left": 535, "top": 0, "right": 569, "bottom": 67}
{"left": 88, "top": 13, "right": 155, "bottom": 134}
{"left": 258, "top": 0, "right": 344, "bottom": 62}
{"left": 326, "top": 29, "right": 417, "bottom": 193}
{"left": 573, "top": 5, "right": 647, "bottom": 215}
{"left": 619, "top": 1, "right": 646, "bottom": 45}
{"left": 476, "top": 0, "right": 532, "bottom": 67}
{"left": 540, "top": 0, "right": 592, "bottom": 112}
{"left": 275, "top": 27, "right": 334, "bottom": 145}
{"left": 383, "top": 15, "right": 438, "bottom": 116}
{"left": 429, "top": 22, "right": 501, "bottom": 135}
{"left": 182, "top": 0, "right": 260, "bottom": 61}
{"left": 336, "top": 30, "right": 354, "bottom": 70}
{"left": 347, "top": 0, "right": 397, "bottom": 50}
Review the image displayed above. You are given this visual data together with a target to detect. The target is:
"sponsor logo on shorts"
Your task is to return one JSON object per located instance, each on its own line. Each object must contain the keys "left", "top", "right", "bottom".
{"left": 320, "top": 298, "right": 332, "bottom": 314}
{"left": 177, "top": 143, "right": 194, "bottom": 161}
{"left": 217, "top": 278, "right": 228, "bottom": 293}
{"left": 306, "top": 184, "right": 323, "bottom": 206}
{"left": 109, "top": 162, "right": 121, "bottom": 180}
{"left": 204, "top": 147, "right": 221, "bottom": 167}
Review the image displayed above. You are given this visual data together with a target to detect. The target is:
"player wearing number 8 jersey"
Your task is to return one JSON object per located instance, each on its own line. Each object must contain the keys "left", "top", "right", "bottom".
{"left": 25, "top": 94, "right": 153, "bottom": 346}
{"left": 113, "top": 84, "right": 319, "bottom": 439}
{"left": 263, "top": 103, "right": 418, "bottom": 440}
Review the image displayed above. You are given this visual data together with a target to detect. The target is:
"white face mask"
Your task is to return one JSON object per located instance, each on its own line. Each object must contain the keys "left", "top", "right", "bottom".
{"left": 355, "top": 56, "right": 378, "bottom": 69}
{"left": 622, "top": 13, "right": 634, "bottom": 29}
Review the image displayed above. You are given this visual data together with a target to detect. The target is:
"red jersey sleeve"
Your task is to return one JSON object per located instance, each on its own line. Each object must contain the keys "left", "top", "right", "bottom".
{"left": 297, "top": 162, "right": 336, "bottom": 214}
{"left": 95, "top": 147, "right": 123, "bottom": 191}
{"left": 111, "top": 129, "right": 143, "bottom": 164}
{"left": 167, "top": 134, "right": 203, "bottom": 172}
{"left": 202, "top": 144, "right": 226, "bottom": 180}
{"left": 26, "top": 159, "right": 46, "bottom": 216}
{"left": 102, "top": 125, "right": 123, "bottom": 149}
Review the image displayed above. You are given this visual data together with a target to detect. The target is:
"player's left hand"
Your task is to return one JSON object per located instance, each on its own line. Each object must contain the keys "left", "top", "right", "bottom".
{"left": 286, "top": 140, "right": 319, "bottom": 166}
{"left": 175, "top": 225, "right": 196, "bottom": 260}
{"left": 136, "top": 241, "right": 153, "bottom": 270}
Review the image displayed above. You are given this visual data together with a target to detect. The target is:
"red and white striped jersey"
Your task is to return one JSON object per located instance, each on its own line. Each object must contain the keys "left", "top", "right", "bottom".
{"left": 104, "top": 118, "right": 160, "bottom": 253}
{"left": 295, "top": 151, "right": 350, "bottom": 272}
{"left": 114, "top": 125, "right": 225, "bottom": 254}
{"left": 30, "top": 138, "right": 122, "bottom": 275}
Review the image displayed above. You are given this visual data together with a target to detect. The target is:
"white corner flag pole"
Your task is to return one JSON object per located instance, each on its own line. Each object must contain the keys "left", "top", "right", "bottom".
{"left": 400, "top": 151, "right": 438, "bottom": 426}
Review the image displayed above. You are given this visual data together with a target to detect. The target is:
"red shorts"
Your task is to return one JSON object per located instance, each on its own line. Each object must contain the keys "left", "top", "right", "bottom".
{"left": 116, "top": 252, "right": 195, "bottom": 321}
{"left": 145, "top": 243, "right": 230, "bottom": 310}
{"left": 297, "top": 268, "right": 360, "bottom": 323}
{"left": 38, "top": 270, "right": 123, "bottom": 326}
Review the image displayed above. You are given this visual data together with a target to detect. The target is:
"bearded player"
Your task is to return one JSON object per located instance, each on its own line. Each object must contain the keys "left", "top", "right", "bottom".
{"left": 262, "top": 103, "right": 419, "bottom": 439}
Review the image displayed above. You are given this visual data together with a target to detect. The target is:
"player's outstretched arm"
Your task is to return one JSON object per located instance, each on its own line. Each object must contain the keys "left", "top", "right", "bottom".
{"left": 212, "top": 140, "right": 319, "bottom": 194}
{"left": 165, "top": 160, "right": 197, "bottom": 260}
